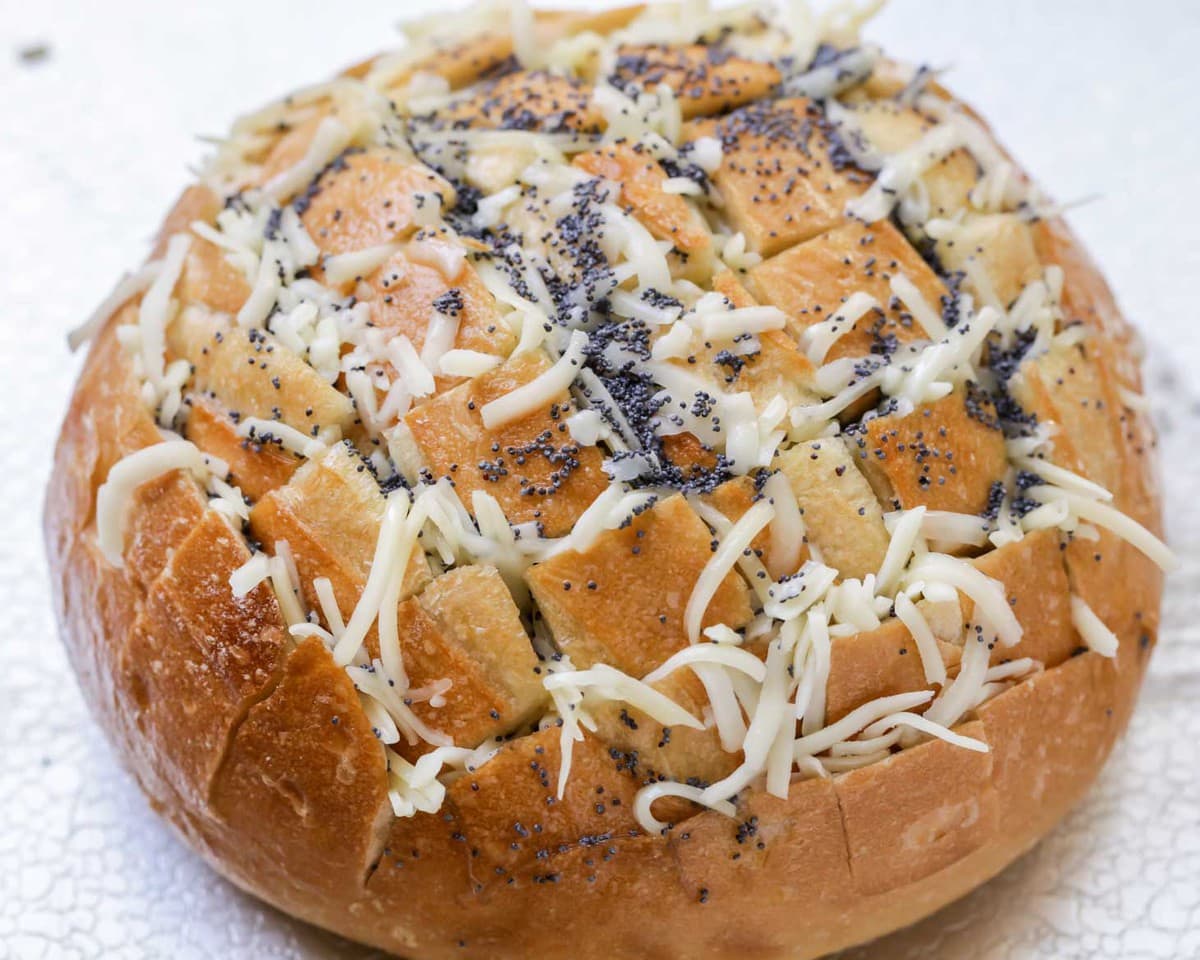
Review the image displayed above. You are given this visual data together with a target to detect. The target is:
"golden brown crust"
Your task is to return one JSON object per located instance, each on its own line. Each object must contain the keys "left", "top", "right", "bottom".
{"left": 45, "top": 13, "right": 1165, "bottom": 960}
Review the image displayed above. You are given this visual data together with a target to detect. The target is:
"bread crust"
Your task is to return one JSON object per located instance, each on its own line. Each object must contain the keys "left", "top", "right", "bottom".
{"left": 45, "top": 14, "right": 1164, "bottom": 960}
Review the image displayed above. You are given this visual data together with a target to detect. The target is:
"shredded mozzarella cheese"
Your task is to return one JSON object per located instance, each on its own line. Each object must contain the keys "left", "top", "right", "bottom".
{"left": 685, "top": 500, "right": 774, "bottom": 642}
{"left": 480, "top": 330, "right": 588, "bottom": 429}
{"left": 634, "top": 781, "right": 737, "bottom": 835}
{"left": 794, "top": 690, "right": 934, "bottom": 759}
{"left": 137, "top": 234, "right": 191, "bottom": 397}
{"left": 237, "top": 417, "right": 327, "bottom": 459}
{"left": 906, "top": 553, "right": 1023, "bottom": 648}
{"left": 96, "top": 440, "right": 212, "bottom": 566}
{"left": 1070, "top": 594, "right": 1120, "bottom": 657}
{"left": 263, "top": 116, "right": 353, "bottom": 202}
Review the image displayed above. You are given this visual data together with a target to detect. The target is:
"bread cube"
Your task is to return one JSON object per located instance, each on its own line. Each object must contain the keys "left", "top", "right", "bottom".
{"left": 403, "top": 351, "right": 609, "bottom": 537}
{"left": 750, "top": 219, "right": 946, "bottom": 361}
{"left": 695, "top": 98, "right": 869, "bottom": 257}
{"left": 850, "top": 387, "right": 1008, "bottom": 515}
{"left": 526, "top": 494, "right": 753, "bottom": 677}
{"left": 777, "top": 437, "right": 891, "bottom": 581}
{"left": 609, "top": 44, "right": 781, "bottom": 119}
{"left": 167, "top": 307, "right": 355, "bottom": 433}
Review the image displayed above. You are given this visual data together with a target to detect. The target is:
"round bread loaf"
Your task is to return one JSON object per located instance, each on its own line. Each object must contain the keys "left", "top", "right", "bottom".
{"left": 46, "top": 4, "right": 1171, "bottom": 958}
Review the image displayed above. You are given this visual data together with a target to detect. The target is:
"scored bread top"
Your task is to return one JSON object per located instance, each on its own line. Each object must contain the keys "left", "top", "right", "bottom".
{"left": 50, "top": 3, "right": 1171, "bottom": 957}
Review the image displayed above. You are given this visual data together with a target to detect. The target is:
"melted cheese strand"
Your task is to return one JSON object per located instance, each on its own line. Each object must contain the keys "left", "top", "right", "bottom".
{"left": 685, "top": 500, "right": 775, "bottom": 643}
{"left": 96, "top": 440, "right": 211, "bottom": 566}
{"left": 924, "top": 633, "right": 990, "bottom": 730}
{"left": 858, "top": 712, "right": 988, "bottom": 752}
{"left": 480, "top": 330, "right": 588, "bottom": 429}
{"left": 267, "top": 553, "right": 307, "bottom": 628}
{"left": 352, "top": 661, "right": 452, "bottom": 748}
{"left": 634, "top": 782, "right": 737, "bottom": 835}
{"left": 137, "top": 234, "right": 191, "bottom": 391}
{"left": 701, "top": 305, "right": 788, "bottom": 341}
{"left": 543, "top": 665, "right": 706, "bottom": 730}
{"left": 798, "top": 607, "right": 832, "bottom": 734}
{"left": 229, "top": 552, "right": 271, "bottom": 598}
{"left": 890, "top": 272, "right": 946, "bottom": 338}
{"left": 906, "top": 553, "right": 1023, "bottom": 647}
{"left": 1015, "top": 457, "right": 1113, "bottom": 501}
{"left": 333, "top": 489, "right": 419, "bottom": 665}
{"left": 763, "top": 470, "right": 806, "bottom": 578}
{"left": 700, "top": 629, "right": 796, "bottom": 805}
{"left": 322, "top": 243, "right": 401, "bottom": 286}
{"left": 70, "top": 261, "right": 162, "bottom": 352}
{"left": 800, "top": 291, "right": 879, "bottom": 365}
{"left": 762, "top": 562, "right": 839, "bottom": 622}
{"left": 985, "top": 658, "right": 1042, "bottom": 682}
{"left": 439, "top": 349, "right": 503, "bottom": 378}
{"left": 263, "top": 116, "right": 353, "bottom": 202}
{"left": 789, "top": 368, "right": 885, "bottom": 437}
{"left": 846, "top": 122, "right": 964, "bottom": 222}
{"left": 312, "top": 576, "right": 346, "bottom": 636}
{"left": 875, "top": 506, "right": 926, "bottom": 596}
{"left": 918, "top": 510, "right": 991, "bottom": 549}
{"left": 694, "top": 663, "right": 748, "bottom": 753}
{"left": 1028, "top": 485, "right": 1177, "bottom": 572}
{"left": 1070, "top": 594, "right": 1119, "bottom": 657}
{"left": 643, "top": 644, "right": 768, "bottom": 685}
{"left": 236, "top": 417, "right": 327, "bottom": 459}
{"left": 894, "top": 592, "right": 948, "bottom": 687}
{"left": 794, "top": 689, "right": 934, "bottom": 759}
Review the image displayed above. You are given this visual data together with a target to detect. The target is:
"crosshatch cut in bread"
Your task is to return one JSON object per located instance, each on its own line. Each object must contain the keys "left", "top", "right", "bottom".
{"left": 45, "top": 3, "right": 1174, "bottom": 958}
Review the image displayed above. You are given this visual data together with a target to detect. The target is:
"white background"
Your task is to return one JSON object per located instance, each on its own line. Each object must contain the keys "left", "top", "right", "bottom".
{"left": 1, "top": 2, "right": 1198, "bottom": 957}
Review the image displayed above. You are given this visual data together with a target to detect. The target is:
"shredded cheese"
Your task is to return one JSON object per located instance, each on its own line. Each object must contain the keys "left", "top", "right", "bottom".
{"left": 924, "top": 633, "right": 990, "bottom": 730}
{"left": 685, "top": 500, "right": 774, "bottom": 642}
{"left": 322, "top": 243, "right": 401, "bottom": 286}
{"left": 906, "top": 553, "right": 1023, "bottom": 648}
{"left": 96, "top": 440, "right": 212, "bottom": 566}
{"left": 480, "top": 330, "right": 588, "bottom": 429}
{"left": 894, "top": 593, "right": 948, "bottom": 687}
{"left": 1070, "top": 594, "right": 1120, "bottom": 657}
{"left": 332, "top": 489, "right": 422, "bottom": 665}
{"left": 634, "top": 781, "right": 736, "bottom": 835}
{"left": 438, "top": 349, "right": 503, "bottom": 378}
{"left": 1028, "top": 485, "right": 1177, "bottom": 572}
{"left": 236, "top": 417, "right": 327, "bottom": 459}
{"left": 643, "top": 643, "right": 768, "bottom": 686}
{"left": 137, "top": 234, "right": 191, "bottom": 397}
{"left": 858, "top": 711, "right": 988, "bottom": 752}
{"left": 794, "top": 690, "right": 934, "bottom": 759}
{"left": 263, "top": 116, "right": 353, "bottom": 202}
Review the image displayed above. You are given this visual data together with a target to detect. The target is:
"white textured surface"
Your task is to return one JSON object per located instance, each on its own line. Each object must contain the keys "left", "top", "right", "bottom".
{"left": 1, "top": 2, "right": 1198, "bottom": 958}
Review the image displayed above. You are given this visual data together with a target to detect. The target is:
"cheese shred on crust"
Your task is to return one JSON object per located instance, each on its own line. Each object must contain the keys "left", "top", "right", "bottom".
{"left": 480, "top": 330, "right": 589, "bottom": 429}
{"left": 97, "top": 440, "right": 219, "bottom": 566}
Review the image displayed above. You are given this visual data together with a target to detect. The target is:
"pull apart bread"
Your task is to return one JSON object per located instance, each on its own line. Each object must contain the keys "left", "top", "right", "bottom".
{"left": 46, "top": 3, "right": 1174, "bottom": 958}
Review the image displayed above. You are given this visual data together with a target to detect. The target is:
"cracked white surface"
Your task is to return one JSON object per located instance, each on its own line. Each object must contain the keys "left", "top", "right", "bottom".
{"left": 1, "top": 1, "right": 1198, "bottom": 958}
